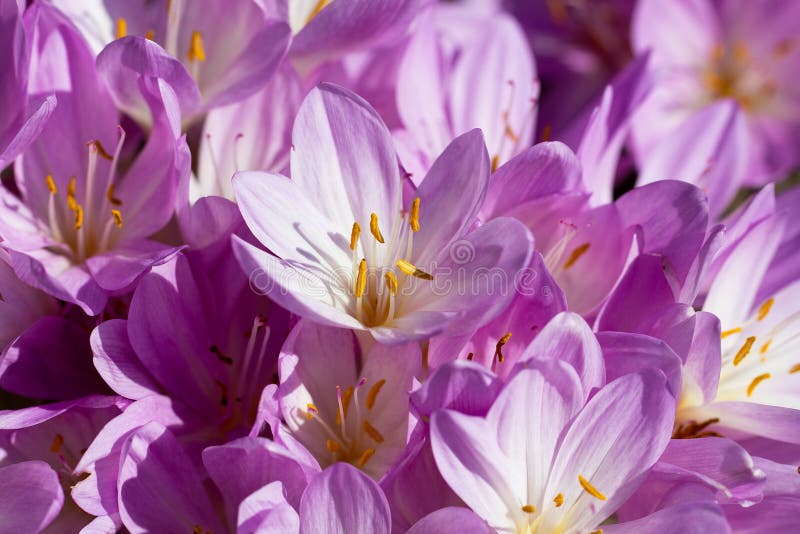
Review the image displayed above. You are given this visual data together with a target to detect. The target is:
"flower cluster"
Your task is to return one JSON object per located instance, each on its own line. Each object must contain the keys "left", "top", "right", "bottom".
{"left": 1, "top": 0, "right": 799, "bottom": 532}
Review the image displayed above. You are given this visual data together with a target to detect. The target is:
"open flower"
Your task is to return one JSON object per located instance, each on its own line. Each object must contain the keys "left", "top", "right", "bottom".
{"left": 233, "top": 83, "right": 533, "bottom": 343}
{"left": 50, "top": 0, "right": 291, "bottom": 127}
{"left": 0, "top": 4, "right": 185, "bottom": 315}
{"left": 430, "top": 360, "right": 676, "bottom": 533}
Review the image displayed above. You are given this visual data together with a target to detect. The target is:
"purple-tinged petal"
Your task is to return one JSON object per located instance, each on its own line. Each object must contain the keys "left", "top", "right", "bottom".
{"left": 407, "top": 507, "right": 493, "bottom": 534}
{"left": 86, "top": 241, "right": 182, "bottom": 292}
{"left": 90, "top": 319, "right": 159, "bottom": 400}
{"left": 411, "top": 360, "right": 502, "bottom": 418}
{"left": 519, "top": 312, "right": 605, "bottom": 398}
{"left": 0, "top": 461, "right": 63, "bottom": 534}
{"left": 758, "top": 186, "right": 800, "bottom": 301}
{"left": 0, "top": 315, "right": 106, "bottom": 400}
{"left": 680, "top": 311, "right": 722, "bottom": 405}
{"left": 542, "top": 370, "right": 675, "bottom": 532}
{"left": 683, "top": 402, "right": 800, "bottom": 444}
{"left": 598, "top": 331, "right": 683, "bottom": 399}
{"left": 238, "top": 482, "right": 300, "bottom": 534}
{"left": 117, "top": 422, "right": 224, "bottom": 534}
{"left": 298, "top": 463, "right": 391, "bottom": 534}
{"left": 724, "top": 497, "right": 800, "bottom": 534}
{"left": 606, "top": 502, "right": 730, "bottom": 534}
{"left": 0, "top": 95, "right": 57, "bottom": 170}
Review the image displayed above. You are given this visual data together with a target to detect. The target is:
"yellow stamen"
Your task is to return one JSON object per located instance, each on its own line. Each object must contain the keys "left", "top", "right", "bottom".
{"left": 760, "top": 340, "right": 772, "bottom": 355}
{"left": 396, "top": 259, "right": 433, "bottom": 280}
{"left": 710, "top": 42, "right": 725, "bottom": 61}
{"left": 490, "top": 154, "right": 500, "bottom": 173}
{"left": 540, "top": 124, "right": 552, "bottom": 142}
{"left": 747, "top": 373, "right": 771, "bottom": 397}
{"left": 721, "top": 327, "right": 742, "bottom": 339}
{"left": 305, "top": 0, "right": 330, "bottom": 25}
{"left": 590, "top": 530, "right": 604, "bottom": 534}
{"left": 563, "top": 243, "right": 590, "bottom": 270}
{"left": 409, "top": 197, "right": 421, "bottom": 232}
{"left": 733, "top": 336, "right": 756, "bottom": 366}
{"left": 733, "top": 41, "right": 749, "bottom": 62}
{"left": 789, "top": 364, "right": 800, "bottom": 374}
{"left": 366, "top": 379, "right": 386, "bottom": 410}
{"left": 554, "top": 493, "right": 564, "bottom": 507}
{"left": 578, "top": 475, "right": 606, "bottom": 501}
{"left": 349, "top": 222, "right": 361, "bottom": 251}
{"left": 49, "top": 433, "right": 64, "bottom": 453}
{"left": 188, "top": 31, "right": 206, "bottom": 62}
{"left": 326, "top": 439, "right": 340, "bottom": 452}
{"left": 116, "top": 17, "right": 127, "bottom": 39}
{"left": 363, "top": 420, "right": 384, "bottom": 443}
{"left": 521, "top": 504, "right": 536, "bottom": 514}
{"left": 67, "top": 176, "right": 77, "bottom": 211}
{"left": 357, "top": 447, "right": 376, "bottom": 467}
{"left": 384, "top": 272, "right": 398, "bottom": 295}
{"left": 74, "top": 205, "right": 84, "bottom": 230}
{"left": 145, "top": 29, "right": 155, "bottom": 41}
{"left": 341, "top": 386, "right": 354, "bottom": 419}
{"left": 111, "top": 209, "right": 123, "bottom": 228}
{"left": 757, "top": 298, "right": 775, "bottom": 321}
{"left": 305, "top": 403, "right": 318, "bottom": 419}
{"left": 92, "top": 140, "right": 114, "bottom": 161}
{"left": 45, "top": 174, "right": 56, "bottom": 194}
{"left": 369, "top": 213, "right": 384, "bottom": 243}
{"left": 107, "top": 184, "right": 122, "bottom": 206}
{"left": 355, "top": 259, "right": 367, "bottom": 298}
{"left": 495, "top": 332, "right": 512, "bottom": 363}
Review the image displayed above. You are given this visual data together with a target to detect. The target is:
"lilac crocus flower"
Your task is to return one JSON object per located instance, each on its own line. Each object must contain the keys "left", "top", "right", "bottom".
{"left": 0, "top": 0, "right": 55, "bottom": 169}
{"left": 631, "top": 0, "right": 800, "bottom": 204}
{"left": 271, "top": 320, "right": 418, "bottom": 480}
{"left": 233, "top": 83, "right": 533, "bottom": 343}
{"left": 0, "top": 395, "right": 126, "bottom": 532}
{"left": 50, "top": 0, "right": 291, "bottom": 127}
{"left": 394, "top": 4, "right": 538, "bottom": 181}
{"left": 0, "top": 3, "right": 185, "bottom": 315}
{"left": 430, "top": 360, "right": 676, "bottom": 533}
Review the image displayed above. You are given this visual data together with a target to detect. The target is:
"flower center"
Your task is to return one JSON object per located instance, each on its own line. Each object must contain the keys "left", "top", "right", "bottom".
{"left": 348, "top": 197, "right": 433, "bottom": 327}
{"left": 44, "top": 130, "right": 126, "bottom": 262}
{"left": 304, "top": 376, "right": 387, "bottom": 469}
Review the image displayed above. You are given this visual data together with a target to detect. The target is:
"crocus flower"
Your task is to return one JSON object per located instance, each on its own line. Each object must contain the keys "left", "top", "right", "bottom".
{"left": 394, "top": 4, "right": 538, "bottom": 181}
{"left": 271, "top": 320, "right": 418, "bottom": 480}
{"left": 0, "top": 395, "right": 127, "bottom": 532}
{"left": 630, "top": 0, "right": 800, "bottom": 199}
{"left": 233, "top": 83, "right": 533, "bottom": 343}
{"left": 0, "top": 3, "right": 185, "bottom": 315}
{"left": 0, "top": 0, "right": 56, "bottom": 169}
{"left": 430, "top": 360, "right": 676, "bottom": 533}
{"left": 50, "top": 0, "right": 291, "bottom": 127}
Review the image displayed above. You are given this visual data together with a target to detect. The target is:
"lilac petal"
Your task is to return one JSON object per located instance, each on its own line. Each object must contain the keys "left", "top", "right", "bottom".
{"left": 724, "top": 497, "right": 800, "bottom": 533}
{"left": 759, "top": 186, "right": 800, "bottom": 301}
{"left": 519, "top": 312, "right": 605, "bottom": 398}
{"left": 198, "top": 63, "right": 303, "bottom": 199}
{"left": 405, "top": 217, "right": 534, "bottom": 336}
{"left": 680, "top": 311, "right": 722, "bottom": 405}
{"left": 606, "top": 502, "right": 730, "bottom": 534}
{"left": 656, "top": 438, "right": 765, "bottom": 505}
{"left": 616, "top": 180, "right": 709, "bottom": 284}
{"left": 577, "top": 53, "right": 653, "bottom": 205}
{"left": 638, "top": 101, "right": 749, "bottom": 218}
{"left": 203, "top": 436, "right": 313, "bottom": 514}
{"left": 96, "top": 36, "right": 200, "bottom": 126}
{"left": 690, "top": 402, "right": 800, "bottom": 444}
{"left": 0, "top": 461, "right": 63, "bottom": 533}
{"left": 118, "top": 422, "right": 224, "bottom": 534}
{"left": 0, "top": 95, "right": 57, "bottom": 169}
{"left": 290, "top": 83, "right": 401, "bottom": 234}
{"left": 79, "top": 514, "right": 119, "bottom": 534}
{"left": 90, "top": 319, "right": 159, "bottom": 400}
{"left": 0, "top": 315, "right": 106, "bottom": 399}
{"left": 6, "top": 248, "right": 107, "bottom": 315}
{"left": 430, "top": 409, "right": 520, "bottom": 531}
{"left": 231, "top": 237, "right": 362, "bottom": 331}
{"left": 176, "top": 195, "right": 242, "bottom": 251}
{"left": 86, "top": 241, "right": 182, "bottom": 292}
{"left": 238, "top": 482, "right": 300, "bottom": 534}
{"left": 291, "top": 0, "right": 421, "bottom": 64}
{"left": 298, "top": 463, "right": 391, "bottom": 534}
{"left": 544, "top": 370, "right": 675, "bottom": 533}
{"left": 407, "top": 507, "right": 493, "bottom": 534}
{"left": 413, "top": 129, "right": 490, "bottom": 265}
{"left": 481, "top": 141, "right": 583, "bottom": 221}
{"left": 598, "top": 331, "right": 683, "bottom": 399}
{"left": 411, "top": 360, "right": 502, "bottom": 418}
